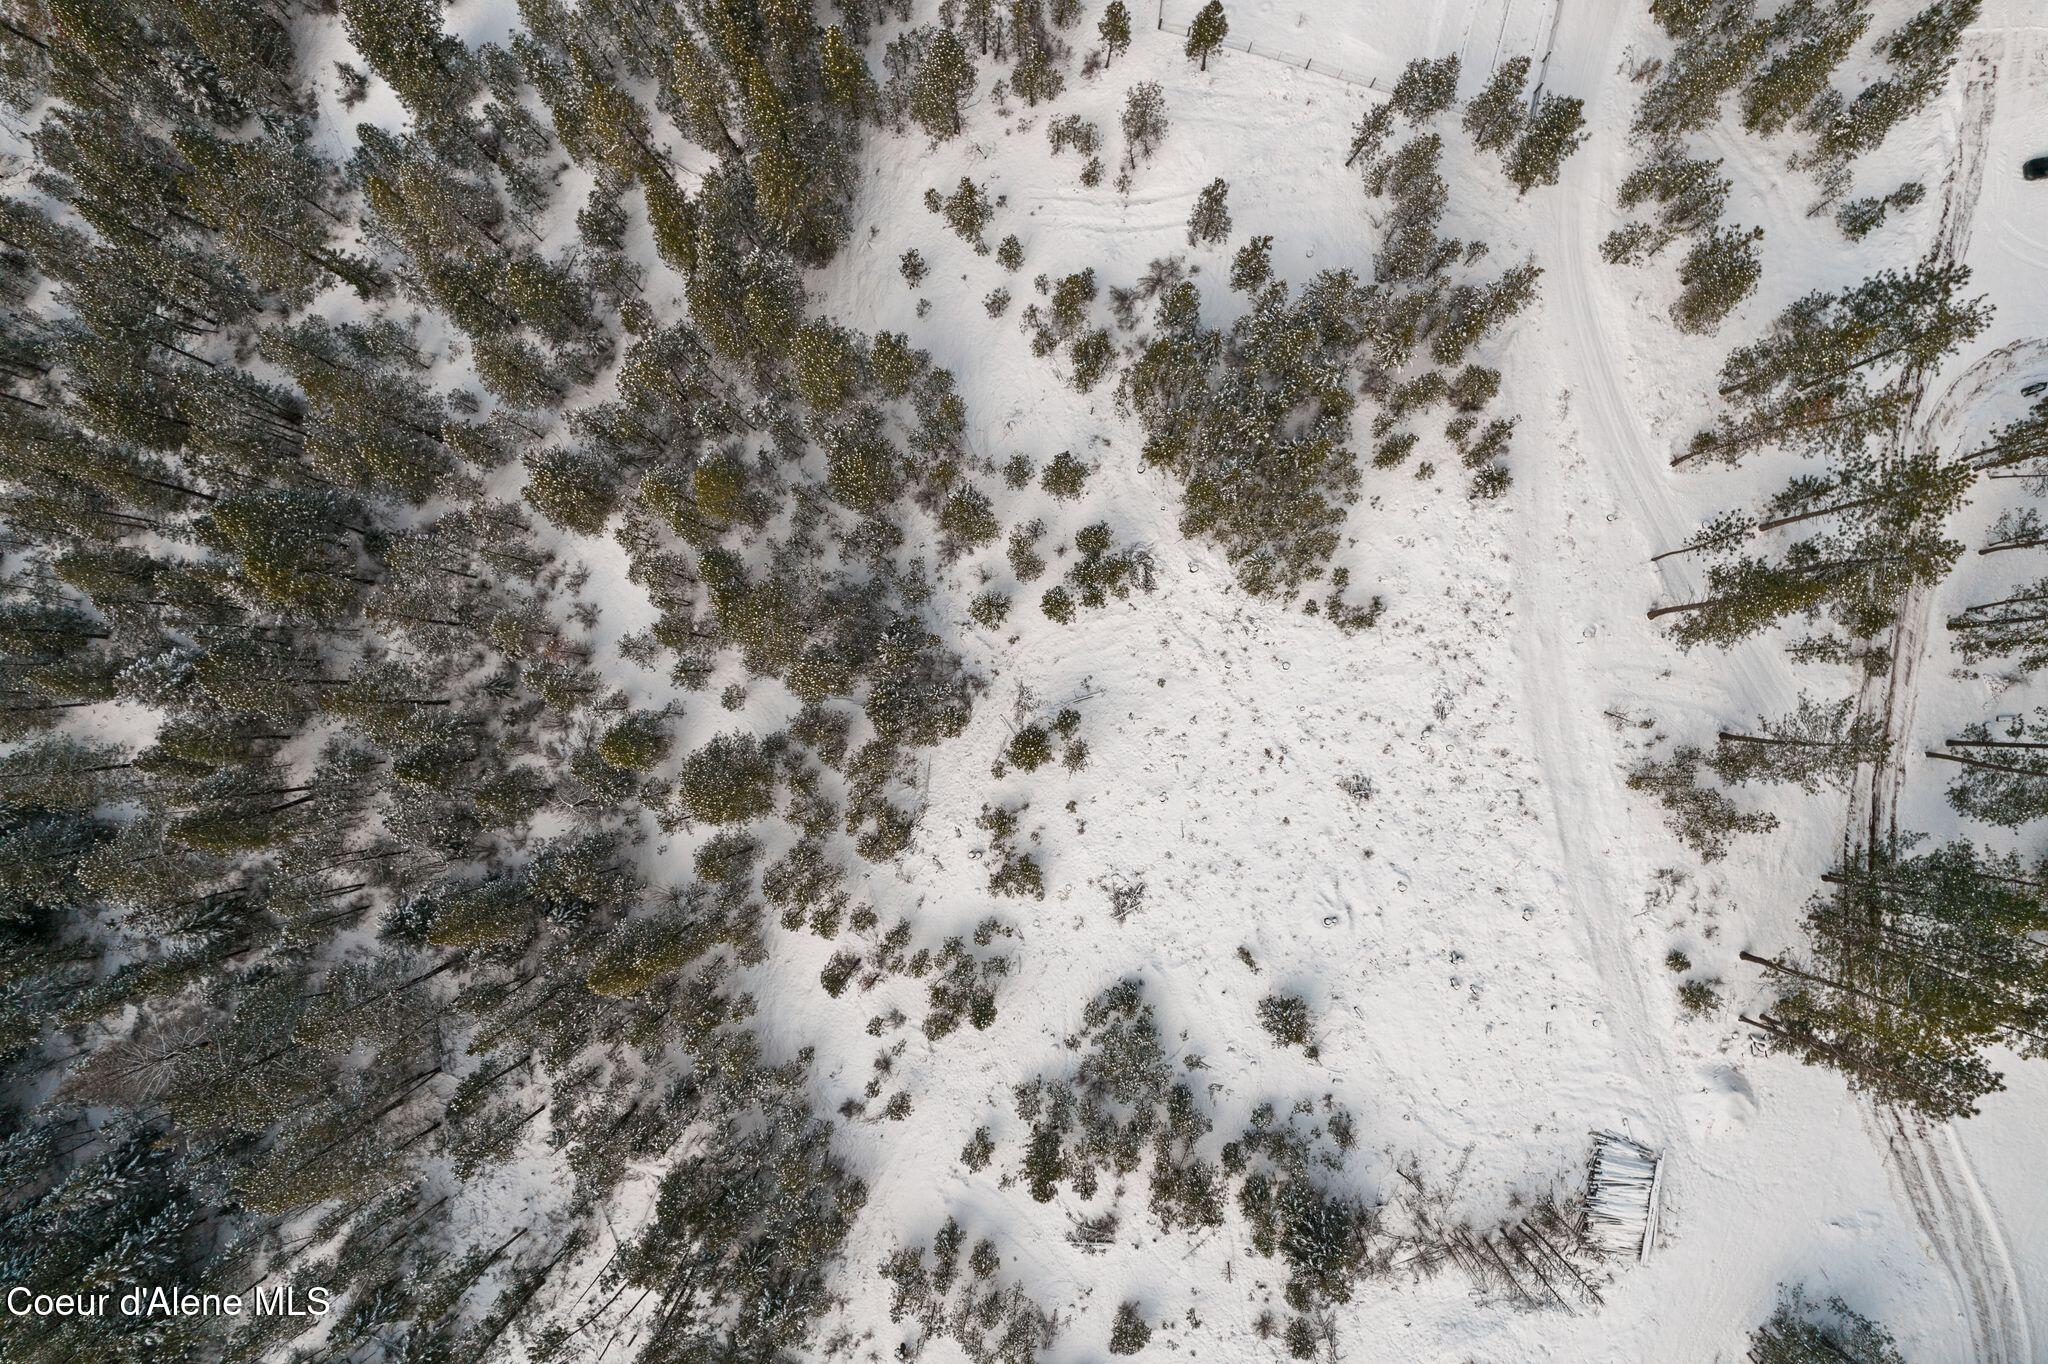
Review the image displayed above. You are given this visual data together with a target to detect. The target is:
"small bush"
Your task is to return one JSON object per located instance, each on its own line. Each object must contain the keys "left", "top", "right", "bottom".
{"left": 1257, "top": 993, "right": 1313, "bottom": 1051}
{"left": 1678, "top": 977, "right": 1722, "bottom": 1017}
{"left": 1109, "top": 1301, "right": 1153, "bottom": 1355}
{"left": 1041, "top": 450, "right": 1092, "bottom": 499}
{"left": 969, "top": 591, "right": 1012, "bottom": 629}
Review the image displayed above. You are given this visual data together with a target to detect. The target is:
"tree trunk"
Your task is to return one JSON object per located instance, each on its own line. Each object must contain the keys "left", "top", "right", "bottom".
{"left": 1925, "top": 749, "right": 2048, "bottom": 776}
{"left": 1717, "top": 731, "right": 1838, "bottom": 749}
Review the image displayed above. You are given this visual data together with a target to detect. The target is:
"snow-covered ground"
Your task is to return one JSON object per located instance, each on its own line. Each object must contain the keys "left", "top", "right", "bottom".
{"left": 407, "top": 0, "right": 2048, "bottom": 1358}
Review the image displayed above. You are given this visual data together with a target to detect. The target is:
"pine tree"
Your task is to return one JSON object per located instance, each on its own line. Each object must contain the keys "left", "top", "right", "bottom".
{"left": 522, "top": 445, "right": 620, "bottom": 535}
{"left": 1185, "top": 1, "right": 1229, "bottom": 72}
{"left": 1969, "top": 391, "right": 2048, "bottom": 473}
{"left": 196, "top": 489, "right": 376, "bottom": 617}
{"left": 1670, "top": 223, "right": 1763, "bottom": 334}
{"left": 1741, "top": 2, "right": 1868, "bottom": 137}
{"left": 1947, "top": 575, "right": 2048, "bottom": 673}
{"left": 1936, "top": 710, "right": 2048, "bottom": 826}
{"left": 1751, "top": 837, "right": 2048, "bottom": 1120}
{"left": 964, "top": 0, "right": 998, "bottom": 53}
{"left": 670, "top": 29, "right": 743, "bottom": 155}
{"left": 1122, "top": 81, "right": 1169, "bottom": 160}
{"left": 910, "top": 27, "right": 976, "bottom": 139}
{"left": 1230, "top": 235, "right": 1274, "bottom": 292}
{"left": 1186, "top": 178, "right": 1231, "bottom": 246}
{"left": 338, "top": 0, "right": 480, "bottom": 130}
{"left": 1608, "top": 143, "right": 1731, "bottom": 262}
{"left": 1808, "top": 0, "right": 1977, "bottom": 161}
{"left": 1110, "top": 1300, "right": 1154, "bottom": 1355}
{"left": 1344, "top": 103, "right": 1395, "bottom": 169}
{"left": 1651, "top": 503, "right": 1962, "bottom": 648}
{"left": 820, "top": 25, "right": 880, "bottom": 121}
{"left": 1711, "top": 692, "right": 1888, "bottom": 792}
{"left": 1461, "top": 55, "right": 1529, "bottom": 153}
{"left": 1633, "top": 15, "right": 1771, "bottom": 140}
{"left": 1011, "top": 28, "right": 1066, "bottom": 106}
{"left": 1627, "top": 744, "right": 1778, "bottom": 860}
{"left": 1719, "top": 262, "right": 1990, "bottom": 404}
{"left": 1100, "top": 1, "right": 1133, "bottom": 66}
{"left": 1390, "top": 54, "right": 1460, "bottom": 121}
{"left": 942, "top": 177, "right": 996, "bottom": 249}
{"left": 1505, "top": 92, "right": 1586, "bottom": 193}
{"left": 173, "top": 129, "right": 386, "bottom": 305}
{"left": 1835, "top": 180, "right": 1924, "bottom": 241}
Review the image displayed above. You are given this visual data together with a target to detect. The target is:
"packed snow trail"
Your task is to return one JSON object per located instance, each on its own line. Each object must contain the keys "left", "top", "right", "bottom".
{"left": 1523, "top": 1, "right": 2034, "bottom": 1359}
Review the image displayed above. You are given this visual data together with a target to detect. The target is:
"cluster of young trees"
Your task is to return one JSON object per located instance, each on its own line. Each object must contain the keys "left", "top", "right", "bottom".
{"left": 1092, "top": 64, "right": 1555, "bottom": 610}
{"left": 1419, "top": 54, "right": 1590, "bottom": 195}
{"left": 1611, "top": 0, "right": 1973, "bottom": 329}
{"left": 986, "top": 979, "right": 1389, "bottom": 1354}
{"left": 1747, "top": 1284, "right": 1908, "bottom": 1362}
{"left": 929, "top": 976, "right": 1611, "bottom": 1361}
{"left": 882, "top": 1219, "right": 1060, "bottom": 1363}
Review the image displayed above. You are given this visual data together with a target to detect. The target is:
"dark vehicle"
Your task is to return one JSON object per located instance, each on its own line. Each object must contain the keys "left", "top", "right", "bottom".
{"left": 2028, "top": 156, "right": 2048, "bottom": 181}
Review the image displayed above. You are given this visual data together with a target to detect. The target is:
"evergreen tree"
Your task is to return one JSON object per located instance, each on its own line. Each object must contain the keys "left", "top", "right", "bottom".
{"left": 1462, "top": 55, "right": 1529, "bottom": 153}
{"left": 911, "top": 27, "right": 977, "bottom": 139}
{"left": 173, "top": 129, "right": 386, "bottom": 305}
{"left": 1937, "top": 710, "right": 2048, "bottom": 827}
{"left": 1344, "top": 103, "right": 1395, "bottom": 168}
{"left": 1230, "top": 235, "right": 1274, "bottom": 292}
{"left": 1670, "top": 222, "right": 1763, "bottom": 335}
{"left": 1969, "top": 391, "right": 2048, "bottom": 471}
{"left": 1186, "top": 178, "right": 1231, "bottom": 246}
{"left": 1109, "top": 1300, "right": 1155, "bottom": 1355}
{"left": 1711, "top": 691, "right": 1888, "bottom": 792}
{"left": 1185, "top": 1, "right": 1229, "bottom": 71}
{"left": 820, "top": 25, "right": 881, "bottom": 121}
{"left": 941, "top": 177, "right": 996, "bottom": 249}
{"left": 1390, "top": 54, "right": 1460, "bottom": 122}
{"left": 339, "top": 0, "right": 481, "bottom": 130}
{"left": 1124, "top": 269, "right": 1376, "bottom": 597}
{"left": 1752, "top": 838, "right": 2048, "bottom": 1120}
{"left": 1720, "top": 262, "right": 1990, "bottom": 402}
{"left": 1651, "top": 507, "right": 1962, "bottom": 649}
{"left": 1100, "top": 1, "right": 1133, "bottom": 66}
{"left": 1627, "top": 744, "right": 1778, "bottom": 860}
{"left": 1122, "top": 81, "right": 1169, "bottom": 160}
{"left": 1835, "top": 181, "right": 1924, "bottom": 241}
{"left": 1807, "top": 0, "right": 1977, "bottom": 162}
{"left": 1633, "top": 13, "right": 1770, "bottom": 140}
{"left": 1947, "top": 576, "right": 2048, "bottom": 673}
{"left": 1606, "top": 143, "right": 1731, "bottom": 263}
{"left": 1505, "top": 93, "right": 1586, "bottom": 193}
{"left": 1741, "top": 0, "right": 1868, "bottom": 137}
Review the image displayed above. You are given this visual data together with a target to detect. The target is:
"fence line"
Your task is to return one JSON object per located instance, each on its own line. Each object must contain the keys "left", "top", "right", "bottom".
{"left": 1153, "top": 1, "right": 1556, "bottom": 97}
{"left": 1155, "top": 17, "right": 1386, "bottom": 94}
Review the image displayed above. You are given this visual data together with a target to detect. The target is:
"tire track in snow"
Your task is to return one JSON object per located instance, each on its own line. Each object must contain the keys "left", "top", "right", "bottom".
{"left": 1513, "top": 0, "right": 1805, "bottom": 1280}
{"left": 1529, "top": 10, "right": 2026, "bottom": 1358}
{"left": 1840, "top": 49, "right": 2035, "bottom": 1364}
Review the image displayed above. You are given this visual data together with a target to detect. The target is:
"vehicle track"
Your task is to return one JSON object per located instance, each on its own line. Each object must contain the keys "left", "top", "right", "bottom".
{"left": 1838, "top": 50, "right": 2035, "bottom": 1364}
{"left": 1536, "top": 3, "right": 2031, "bottom": 1355}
